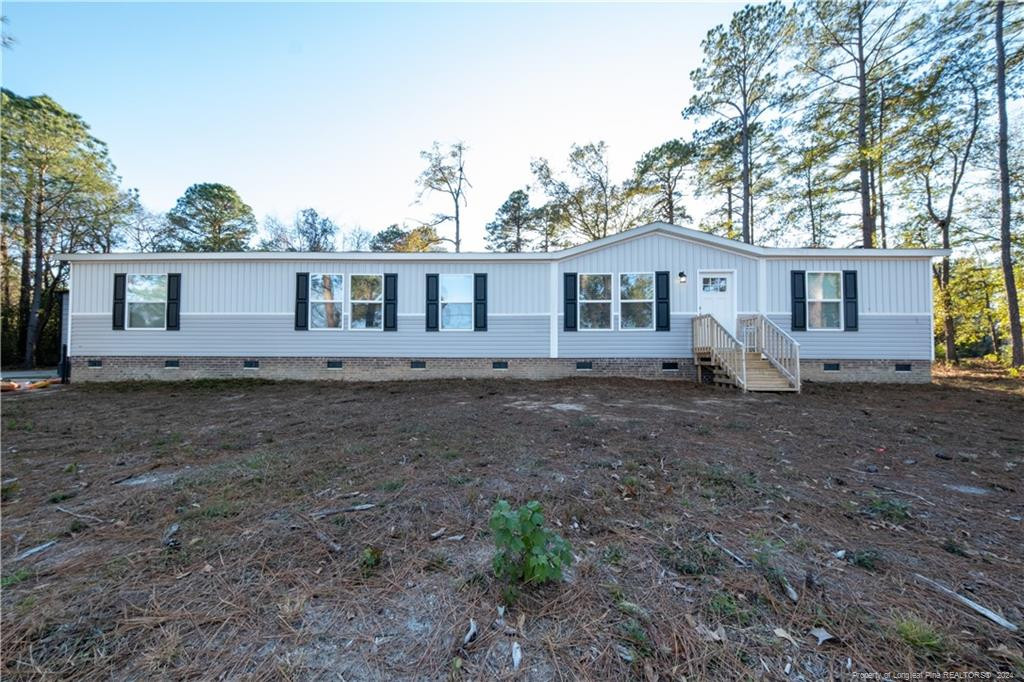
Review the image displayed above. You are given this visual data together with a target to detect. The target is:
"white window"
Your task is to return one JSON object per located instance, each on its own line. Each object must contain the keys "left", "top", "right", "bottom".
{"left": 350, "top": 274, "right": 383, "bottom": 330}
{"left": 619, "top": 273, "right": 654, "bottom": 330}
{"left": 807, "top": 272, "right": 842, "bottom": 330}
{"left": 126, "top": 274, "right": 167, "bottom": 329}
{"left": 440, "top": 274, "right": 473, "bottom": 330}
{"left": 578, "top": 274, "right": 612, "bottom": 330}
{"left": 310, "top": 274, "right": 344, "bottom": 329}
{"left": 702, "top": 276, "right": 727, "bottom": 293}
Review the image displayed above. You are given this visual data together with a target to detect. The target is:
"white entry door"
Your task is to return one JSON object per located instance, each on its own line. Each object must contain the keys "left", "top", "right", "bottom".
{"left": 697, "top": 271, "right": 736, "bottom": 337}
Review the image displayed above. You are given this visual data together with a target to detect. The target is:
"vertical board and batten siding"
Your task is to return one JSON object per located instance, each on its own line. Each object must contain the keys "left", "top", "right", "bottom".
{"left": 557, "top": 233, "right": 759, "bottom": 312}
{"left": 70, "top": 260, "right": 548, "bottom": 315}
{"left": 765, "top": 258, "right": 932, "bottom": 314}
{"left": 70, "top": 259, "right": 549, "bottom": 357}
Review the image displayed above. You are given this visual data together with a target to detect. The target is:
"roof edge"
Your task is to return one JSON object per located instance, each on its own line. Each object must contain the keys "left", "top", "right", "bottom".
{"left": 57, "top": 222, "right": 951, "bottom": 262}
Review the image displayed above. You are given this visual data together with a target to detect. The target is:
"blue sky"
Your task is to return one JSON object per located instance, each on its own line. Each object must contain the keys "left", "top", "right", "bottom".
{"left": 2, "top": 2, "right": 742, "bottom": 250}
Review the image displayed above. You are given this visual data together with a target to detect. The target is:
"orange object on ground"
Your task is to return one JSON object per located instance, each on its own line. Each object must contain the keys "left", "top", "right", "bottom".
{"left": 1, "top": 381, "right": 20, "bottom": 392}
{"left": 27, "top": 378, "right": 59, "bottom": 390}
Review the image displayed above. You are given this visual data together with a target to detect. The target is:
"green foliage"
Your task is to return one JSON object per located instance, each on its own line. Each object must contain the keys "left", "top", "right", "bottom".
{"left": 485, "top": 189, "right": 539, "bottom": 253}
{"left": 629, "top": 139, "right": 696, "bottom": 226}
{"left": 166, "top": 183, "right": 256, "bottom": 252}
{"left": 489, "top": 500, "right": 572, "bottom": 585}
{"left": 849, "top": 549, "right": 882, "bottom": 571}
{"left": 894, "top": 617, "right": 944, "bottom": 654}
{"left": 1, "top": 569, "right": 31, "bottom": 588}
{"left": 368, "top": 223, "right": 443, "bottom": 252}
{"left": 866, "top": 497, "right": 911, "bottom": 522}
{"left": 361, "top": 546, "right": 382, "bottom": 576}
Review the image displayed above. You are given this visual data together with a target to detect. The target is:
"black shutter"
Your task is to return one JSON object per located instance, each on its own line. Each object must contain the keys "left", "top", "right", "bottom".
{"left": 166, "top": 273, "right": 181, "bottom": 330}
{"left": 295, "top": 272, "right": 309, "bottom": 330}
{"left": 791, "top": 270, "right": 806, "bottom": 331}
{"left": 843, "top": 270, "right": 859, "bottom": 331}
{"left": 473, "top": 273, "right": 487, "bottom": 331}
{"left": 383, "top": 273, "right": 398, "bottom": 331}
{"left": 425, "top": 274, "right": 439, "bottom": 331}
{"left": 655, "top": 271, "right": 670, "bottom": 331}
{"left": 112, "top": 273, "right": 126, "bottom": 330}
{"left": 563, "top": 272, "right": 577, "bottom": 331}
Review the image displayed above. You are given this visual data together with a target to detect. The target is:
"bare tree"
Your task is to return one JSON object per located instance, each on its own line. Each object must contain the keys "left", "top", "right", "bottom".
{"left": 415, "top": 142, "right": 470, "bottom": 252}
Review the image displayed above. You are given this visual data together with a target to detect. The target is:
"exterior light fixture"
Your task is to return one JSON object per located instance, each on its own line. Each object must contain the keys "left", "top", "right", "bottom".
{"left": 678, "top": 271, "right": 688, "bottom": 284}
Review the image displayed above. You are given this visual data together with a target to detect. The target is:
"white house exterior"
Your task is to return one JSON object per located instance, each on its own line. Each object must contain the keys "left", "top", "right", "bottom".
{"left": 59, "top": 222, "right": 947, "bottom": 387}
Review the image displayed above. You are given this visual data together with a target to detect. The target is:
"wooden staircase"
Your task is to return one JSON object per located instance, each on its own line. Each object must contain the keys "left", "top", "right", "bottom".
{"left": 693, "top": 314, "right": 801, "bottom": 393}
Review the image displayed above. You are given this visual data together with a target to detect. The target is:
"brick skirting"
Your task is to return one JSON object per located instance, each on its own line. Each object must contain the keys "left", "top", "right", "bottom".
{"left": 69, "top": 356, "right": 699, "bottom": 382}
{"left": 69, "top": 356, "right": 932, "bottom": 384}
{"left": 800, "top": 359, "right": 931, "bottom": 383}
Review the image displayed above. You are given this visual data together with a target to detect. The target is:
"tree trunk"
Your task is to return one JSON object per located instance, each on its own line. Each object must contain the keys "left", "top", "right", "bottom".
{"left": 877, "top": 86, "right": 888, "bottom": 248}
{"left": 453, "top": 196, "right": 461, "bottom": 253}
{"left": 856, "top": 12, "right": 876, "bottom": 248}
{"left": 940, "top": 258, "right": 957, "bottom": 364}
{"left": 23, "top": 177, "right": 45, "bottom": 369}
{"left": 740, "top": 114, "right": 752, "bottom": 244}
{"left": 995, "top": 0, "right": 1023, "bottom": 367}
{"left": 17, "top": 183, "right": 33, "bottom": 355}
{"left": 1, "top": 222, "right": 10, "bottom": 310}
{"left": 726, "top": 186, "right": 734, "bottom": 237}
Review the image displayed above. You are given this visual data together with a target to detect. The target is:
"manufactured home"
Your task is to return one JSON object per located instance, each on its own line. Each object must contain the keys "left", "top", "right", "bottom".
{"left": 59, "top": 222, "right": 948, "bottom": 391}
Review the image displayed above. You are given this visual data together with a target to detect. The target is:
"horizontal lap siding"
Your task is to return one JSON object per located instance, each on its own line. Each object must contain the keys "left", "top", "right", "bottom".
{"left": 767, "top": 314, "right": 932, "bottom": 359}
{"left": 558, "top": 314, "right": 694, "bottom": 358}
{"left": 71, "top": 314, "right": 549, "bottom": 357}
{"left": 765, "top": 258, "right": 932, "bottom": 314}
{"left": 557, "top": 234, "right": 759, "bottom": 312}
{"left": 71, "top": 261, "right": 548, "bottom": 315}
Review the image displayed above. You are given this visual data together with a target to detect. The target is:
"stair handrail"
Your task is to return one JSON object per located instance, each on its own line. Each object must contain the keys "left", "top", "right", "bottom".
{"left": 693, "top": 314, "right": 747, "bottom": 391}
{"left": 736, "top": 314, "right": 801, "bottom": 392}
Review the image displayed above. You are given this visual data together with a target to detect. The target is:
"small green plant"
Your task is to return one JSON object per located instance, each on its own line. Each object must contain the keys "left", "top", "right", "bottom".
{"left": 707, "top": 591, "right": 753, "bottom": 625}
{"left": 849, "top": 549, "right": 882, "bottom": 571}
{"left": 378, "top": 479, "right": 404, "bottom": 492}
{"left": 1, "top": 569, "right": 32, "bottom": 588}
{"left": 1, "top": 480, "right": 21, "bottom": 502}
{"left": 489, "top": 500, "right": 572, "bottom": 584}
{"left": 895, "top": 617, "right": 944, "bottom": 654}
{"left": 48, "top": 490, "right": 77, "bottom": 504}
{"left": 941, "top": 538, "right": 969, "bottom": 557}
{"left": 603, "top": 545, "right": 625, "bottom": 566}
{"left": 63, "top": 462, "right": 78, "bottom": 474}
{"left": 866, "top": 496, "right": 910, "bottom": 522}
{"left": 361, "top": 546, "right": 382, "bottom": 576}
{"left": 657, "top": 541, "right": 722, "bottom": 576}
{"left": 619, "top": 619, "right": 652, "bottom": 657}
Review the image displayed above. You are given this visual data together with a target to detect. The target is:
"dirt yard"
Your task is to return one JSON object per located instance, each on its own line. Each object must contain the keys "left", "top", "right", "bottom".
{"left": 1, "top": 369, "right": 1022, "bottom": 680}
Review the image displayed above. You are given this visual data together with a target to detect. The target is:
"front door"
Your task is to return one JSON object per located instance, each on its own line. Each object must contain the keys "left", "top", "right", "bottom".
{"left": 698, "top": 271, "right": 736, "bottom": 336}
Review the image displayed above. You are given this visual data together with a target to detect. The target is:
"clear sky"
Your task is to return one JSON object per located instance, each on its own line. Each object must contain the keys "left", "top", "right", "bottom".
{"left": 2, "top": 1, "right": 743, "bottom": 251}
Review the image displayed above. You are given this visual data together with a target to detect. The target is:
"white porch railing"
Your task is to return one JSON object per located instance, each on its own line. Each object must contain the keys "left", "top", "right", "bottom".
{"left": 693, "top": 314, "right": 747, "bottom": 391}
{"left": 737, "top": 314, "right": 801, "bottom": 391}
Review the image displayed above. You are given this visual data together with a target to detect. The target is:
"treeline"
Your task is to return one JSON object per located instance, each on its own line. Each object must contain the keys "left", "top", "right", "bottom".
{"left": 2, "top": 0, "right": 1022, "bottom": 368}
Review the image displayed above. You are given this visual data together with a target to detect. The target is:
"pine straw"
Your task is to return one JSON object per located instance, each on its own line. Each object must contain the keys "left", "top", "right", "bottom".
{"left": 1, "top": 370, "right": 1022, "bottom": 679}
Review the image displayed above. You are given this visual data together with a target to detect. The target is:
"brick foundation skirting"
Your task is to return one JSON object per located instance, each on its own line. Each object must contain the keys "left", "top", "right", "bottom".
{"left": 800, "top": 359, "right": 931, "bottom": 383}
{"left": 69, "top": 356, "right": 699, "bottom": 382}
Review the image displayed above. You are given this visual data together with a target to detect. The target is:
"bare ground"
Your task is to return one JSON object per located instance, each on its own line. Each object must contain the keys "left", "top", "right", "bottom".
{"left": 1, "top": 369, "right": 1022, "bottom": 680}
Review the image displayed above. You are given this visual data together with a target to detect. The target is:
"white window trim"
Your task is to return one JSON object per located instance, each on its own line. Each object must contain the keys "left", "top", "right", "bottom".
{"left": 577, "top": 273, "right": 613, "bottom": 331}
{"left": 618, "top": 271, "right": 655, "bottom": 331}
{"left": 309, "top": 273, "right": 345, "bottom": 331}
{"left": 349, "top": 273, "right": 384, "bottom": 331}
{"left": 806, "top": 271, "right": 843, "bottom": 332}
{"left": 125, "top": 273, "right": 168, "bottom": 331}
{"left": 439, "top": 273, "right": 474, "bottom": 332}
